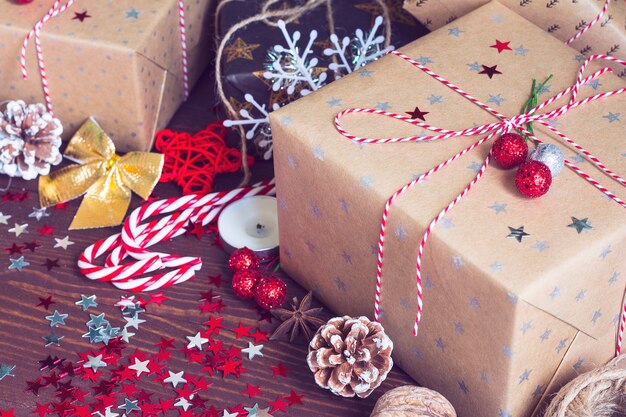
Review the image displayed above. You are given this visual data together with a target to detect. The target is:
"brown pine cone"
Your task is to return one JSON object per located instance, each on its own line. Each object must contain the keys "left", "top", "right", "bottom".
{"left": 307, "top": 316, "right": 393, "bottom": 398}
{"left": 0, "top": 100, "right": 62, "bottom": 180}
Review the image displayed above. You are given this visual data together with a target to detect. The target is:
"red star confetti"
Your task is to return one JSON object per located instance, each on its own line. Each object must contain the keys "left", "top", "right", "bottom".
{"left": 230, "top": 323, "right": 252, "bottom": 339}
{"left": 185, "top": 222, "right": 205, "bottom": 239}
{"left": 270, "top": 362, "right": 290, "bottom": 377}
{"left": 37, "top": 295, "right": 55, "bottom": 310}
{"left": 4, "top": 243, "right": 23, "bottom": 254}
{"left": 208, "top": 273, "right": 225, "bottom": 288}
{"left": 249, "top": 328, "right": 269, "bottom": 343}
{"left": 479, "top": 64, "right": 502, "bottom": 79}
{"left": 0, "top": 409, "right": 15, "bottom": 417}
{"left": 203, "top": 316, "right": 225, "bottom": 335}
{"left": 37, "top": 224, "right": 55, "bottom": 236}
{"left": 33, "top": 403, "right": 50, "bottom": 417}
{"left": 15, "top": 191, "right": 29, "bottom": 202}
{"left": 42, "top": 258, "right": 60, "bottom": 271}
{"left": 1, "top": 192, "right": 15, "bottom": 202}
{"left": 285, "top": 390, "right": 305, "bottom": 405}
{"left": 242, "top": 383, "right": 262, "bottom": 398}
{"left": 490, "top": 39, "right": 512, "bottom": 53}
{"left": 146, "top": 292, "right": 168, "bottom": 305}
{"left": 23, "top": 240, "right": 42, "bottom": 252}
{"left": 53, "top": 202, "right": 68, "bottom": 210}
{"left": 405, "top": 106, "right": 429, "bottom": 121}
{"left": 270, "top": 396, "right": 288, "bottom": 413}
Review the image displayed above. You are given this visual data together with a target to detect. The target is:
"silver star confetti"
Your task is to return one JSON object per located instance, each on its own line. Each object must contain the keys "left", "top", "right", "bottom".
{"left": 75, "top": 294, "right": 98, "bottom": 311}
{"left": 164, "top": 370, "right": 186, "bottom": 388}
{"left": 8, "top": 256, "right": 29, "bottom": 271}
{"left": 28, "top": 207, "right": 50, "bottom": 221}
{"left": 87, "top": 313, "right": 109, "bottom": 328}
{"left": 186, "top": 332, "right": 209, "bottom": 350}
{"left": 118, "top": 399, "right": 140, "bottom": 413}
{"left": 45, "top": 310, "right": 68, "bottom": 327}
{"left": 241, "top": 342, "right": 264, "bottom": 360}
{"left": 128, "top": 358, "right": 150, "bottom": 376}
{"left": 0, "top": 364, "right": 15, "bottom": 380}
{"left": 119, "top": 327, "right": 135, "bottom": 343}
{"left": 507, "top": 226, "right": 529, "bottom": 242}
{"left": 43, "top": 331, "right": 64, "bottom": 347}
{"left": 123, "top": 315, "right": 146, "bottom": 330}
{"left": 0, "top": 212, "right": 11, "bottom": 225}
{"left": 53, "top": 236, "right": 74, "bottom": 250}
{"left": 84, "top": 354, "right": 107, "bottom": 371}
{"left": 8, "top": 223, "right": 28, "bottom": 237}
{"left": 174, "top": 397, "right": 192, "bottom": 411}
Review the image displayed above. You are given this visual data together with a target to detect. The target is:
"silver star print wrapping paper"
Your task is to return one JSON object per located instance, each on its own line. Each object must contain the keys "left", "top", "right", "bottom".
{"left": 271, "top": 2, "right": 625, "bottom": 417}
{"left": 0, "top": 0, "right": 214, "bottom": 152}
{"left": 403, "top": 0, "right": 626, "bottom": 77}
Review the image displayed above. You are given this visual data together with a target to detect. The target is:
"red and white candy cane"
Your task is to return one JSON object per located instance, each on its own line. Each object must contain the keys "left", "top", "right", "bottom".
{"left": 21, "top": 0, "right": 190, "bottom": 113}
{"left": 335, "top": 51, "right": 626, "bottom": 352}
{"left": 78, "top": 179, "right": 276, "bottom": 291}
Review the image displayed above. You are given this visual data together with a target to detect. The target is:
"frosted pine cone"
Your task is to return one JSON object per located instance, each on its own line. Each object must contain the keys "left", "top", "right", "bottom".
{"left": 0, "top": 100, "right": 63, "bottom": 180}
{"left": 307, "top": 316, "right": 393, "bottom": 398}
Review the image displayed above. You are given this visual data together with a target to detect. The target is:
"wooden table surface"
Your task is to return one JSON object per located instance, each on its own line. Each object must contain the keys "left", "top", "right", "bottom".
{"left": 0, "top": 67, "right": 416, "bottom": 416}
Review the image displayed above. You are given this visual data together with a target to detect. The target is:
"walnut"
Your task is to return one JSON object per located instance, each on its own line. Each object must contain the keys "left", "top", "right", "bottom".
{"left": 370, "top": 385, "right": 457, "bottom": 417}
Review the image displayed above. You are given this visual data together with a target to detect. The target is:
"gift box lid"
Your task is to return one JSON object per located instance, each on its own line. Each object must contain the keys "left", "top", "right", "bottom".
{"left": 271, "top": 0, "right": 626, "bottom": 342}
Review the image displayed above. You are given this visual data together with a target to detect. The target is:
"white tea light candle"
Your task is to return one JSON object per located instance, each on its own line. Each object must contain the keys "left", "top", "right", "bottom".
{"left": 217, "top": 196, "right": 279, "bottom": 257}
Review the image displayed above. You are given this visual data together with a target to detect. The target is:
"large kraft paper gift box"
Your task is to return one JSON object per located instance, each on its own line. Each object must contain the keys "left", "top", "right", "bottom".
{"left": 0, "top": 0, "right": 214, "bottom": 152}
{"left": 403, "top": 0, "right": 626, "bottom": 76}
{"left": 271, "top": 2, "right": 626, "bottom": 416}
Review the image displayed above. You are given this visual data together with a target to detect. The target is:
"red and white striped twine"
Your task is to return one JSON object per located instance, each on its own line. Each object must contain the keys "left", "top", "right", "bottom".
{"left": 78, "top": 179, "right": 276, "bottom": 292}
{"left": 20, "top": 0, "right": 190, "bottom": 113}
{"left": 335, "top": 50, "right": 626, "bottom": 355}
{"left": 565, "top": 0, "right": 612, "bottom": 46}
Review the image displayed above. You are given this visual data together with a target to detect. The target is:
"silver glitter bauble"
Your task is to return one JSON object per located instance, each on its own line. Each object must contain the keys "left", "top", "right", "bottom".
{"left": 529, "top": 144, "right": 564, "bottom": 176}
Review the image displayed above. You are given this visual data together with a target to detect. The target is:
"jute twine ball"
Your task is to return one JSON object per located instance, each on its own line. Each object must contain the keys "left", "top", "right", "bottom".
{"left": 370, "top": 385, "right": 456, "bottom": 417}
{"left": 544, "top": 355, "right": 626, "bottom": 417}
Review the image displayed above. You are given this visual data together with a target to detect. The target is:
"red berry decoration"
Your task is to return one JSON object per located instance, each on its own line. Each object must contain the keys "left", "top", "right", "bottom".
{"left": 492, "top": 133, "right": 528, "bottom": 169}
{"left": 231, "top": 269, "right": 261, "bottom": 299}
{"left": 515, "top": 160, "right": 552, "bottom": 198}
{"left": 228, "top": 247, "right": 260, "bottom": 273}
{"left": 254, "top": 276, "right": 287, "bottom": 310}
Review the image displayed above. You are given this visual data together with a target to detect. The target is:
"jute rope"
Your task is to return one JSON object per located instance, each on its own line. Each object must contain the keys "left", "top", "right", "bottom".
{"left": 543, "top": 355, "right": 626, "bottom": 417}
{"left": 214, "top": 0, "right": 391, "bottom": 186}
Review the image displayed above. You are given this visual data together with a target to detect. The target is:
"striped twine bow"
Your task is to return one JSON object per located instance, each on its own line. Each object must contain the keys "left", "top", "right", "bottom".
{"left": 334, "top": 50, "right": 626, "bottom": 356}
{"left": 20, "top": 0, "right": 190, "bottom": 115}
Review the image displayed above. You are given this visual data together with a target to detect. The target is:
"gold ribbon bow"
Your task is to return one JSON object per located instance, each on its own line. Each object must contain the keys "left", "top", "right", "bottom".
{"left": 39, "top": 118, "right": 164, "bottom": 230}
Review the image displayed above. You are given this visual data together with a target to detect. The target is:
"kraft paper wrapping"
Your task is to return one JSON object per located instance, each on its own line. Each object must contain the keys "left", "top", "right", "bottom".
{"left": 0, "top": 0, "right": 214, "bottom": 152}
{"left": 403, "top": 0, "right": 626, "bottom": 77}
{"left": 270, "top": 2, "right": 626, "bottom": 416}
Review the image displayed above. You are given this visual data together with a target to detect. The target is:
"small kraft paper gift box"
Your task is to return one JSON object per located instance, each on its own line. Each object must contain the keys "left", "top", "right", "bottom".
{"left": 0, "top": 0, "right": 214, "bottom": 152}
{"left": 271, "top": 1, "right": 626, "bottom": 416}
{"left": 403, "top": 0, "right": 626, "bottom": 77}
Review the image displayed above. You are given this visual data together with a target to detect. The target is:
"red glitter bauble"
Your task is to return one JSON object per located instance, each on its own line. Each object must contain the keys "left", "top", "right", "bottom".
{"left": 228, "top": 247, "right": 260, "bottom": 273}
{"left": 232, "top": 269, "right": 261, "bottom": 299}
{"left": 515, "top": 160, "right": 552, "bottom": 198}
{"left": 492, "top": 133, "right": 528, "bottom": 169}
{"left": 254, "top": 276, "right": 287, "bottom": 310}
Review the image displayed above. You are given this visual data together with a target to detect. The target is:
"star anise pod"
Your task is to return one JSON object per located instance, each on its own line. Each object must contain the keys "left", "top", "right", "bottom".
{"left": 270, "top": 291, "right": 325, "bottom": 343}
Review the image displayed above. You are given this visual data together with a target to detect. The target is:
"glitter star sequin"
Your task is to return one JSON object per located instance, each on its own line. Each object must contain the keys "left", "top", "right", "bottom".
{"left": 187, "top": 332, "right": 209, "bottom": 350}
{"left": 128, "top": 358, "right": 150, "bottom": 376}
{"left": 8, "top": 256, "right": 29, "bottom": 271}
{"left": 567, "top": 217, "right": 592, "bottom": 234}
{"left": 507, "top": 226, "right": 529, "bottom": 242}
{"left": 75, "top": 295, "right": 98, "bottom": 311}
{"left": 45, "top": 310, "right": 68, "bottom": 327}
